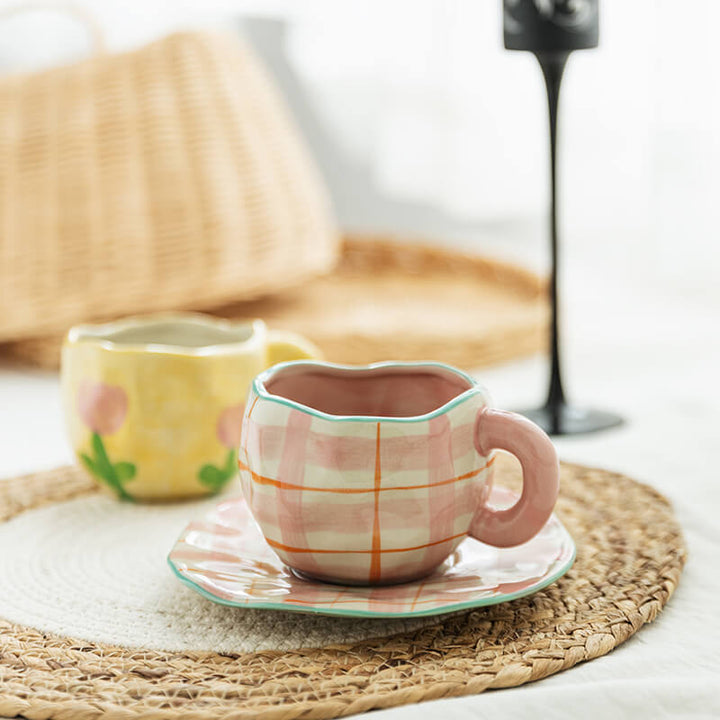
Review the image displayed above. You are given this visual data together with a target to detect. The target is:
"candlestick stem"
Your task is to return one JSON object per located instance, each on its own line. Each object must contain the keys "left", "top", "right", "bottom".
{"left": 538, "top": 50, "right": 568, "bottom": 412}
{"left": 516, "top": 50, "right": 623, "bottom": 435}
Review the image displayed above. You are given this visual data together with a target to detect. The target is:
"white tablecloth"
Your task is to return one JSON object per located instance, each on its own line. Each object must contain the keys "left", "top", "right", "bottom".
{"left": 1, "top": 246, "right": 719, "bottom": 719}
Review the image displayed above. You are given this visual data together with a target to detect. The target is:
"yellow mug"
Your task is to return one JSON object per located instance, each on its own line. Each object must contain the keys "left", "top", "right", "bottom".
{"left": 61, "top": 313, "right": 320, "bottom": 501}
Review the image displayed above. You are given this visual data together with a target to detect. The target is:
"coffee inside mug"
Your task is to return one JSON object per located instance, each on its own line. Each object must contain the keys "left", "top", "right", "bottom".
{"left": 264, "top": 363, "right": 473, "bottom": 418}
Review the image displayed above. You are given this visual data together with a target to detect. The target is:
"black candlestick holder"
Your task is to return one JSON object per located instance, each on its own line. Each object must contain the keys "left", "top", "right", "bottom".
{"left": 503, "top": 0, "right": 622, "bottom": 435}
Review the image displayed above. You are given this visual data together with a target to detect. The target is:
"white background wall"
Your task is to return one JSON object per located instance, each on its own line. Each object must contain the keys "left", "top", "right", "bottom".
{"left": 0, "top": 0, "right": 717, "bottom": 300}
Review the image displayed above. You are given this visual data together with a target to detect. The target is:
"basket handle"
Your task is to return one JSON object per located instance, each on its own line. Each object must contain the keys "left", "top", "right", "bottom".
{"left": 0, "top": 2, "right": 105, "bottom": 57}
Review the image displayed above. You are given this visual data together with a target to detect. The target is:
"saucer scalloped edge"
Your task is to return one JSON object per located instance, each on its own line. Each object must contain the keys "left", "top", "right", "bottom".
{"left": 168, "top": 486, "right": 576, "bottom": 618}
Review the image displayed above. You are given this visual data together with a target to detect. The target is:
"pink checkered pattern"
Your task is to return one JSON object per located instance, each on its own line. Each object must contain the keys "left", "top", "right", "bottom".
{"left": 237, "top": 387, "right": 497, "bottom": 584}
{"left": 167, "top": 486, "right": 575, "bottom": 616}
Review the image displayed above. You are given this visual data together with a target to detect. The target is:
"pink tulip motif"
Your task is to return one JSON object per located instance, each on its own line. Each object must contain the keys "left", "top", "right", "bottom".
{"left": 77, "top": 381, "right": 136, "bottom": 501}
{"left": 198, "top": 403, "right": 244, "bottom": 492}
{"left": 217, "top": 404, "right": 245, "bottom": 449}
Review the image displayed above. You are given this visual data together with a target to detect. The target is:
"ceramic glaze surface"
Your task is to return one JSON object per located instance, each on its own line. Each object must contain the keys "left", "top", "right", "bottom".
{"left": 61, "top": 313, "right": 320, "bottom": 501}
{"left": 238, "top": 361, "right": 560, "bottom": 585}
{"left": 265, "top": 367, "right": 471, "bottom": 417}
{"left": 168, "top": 486, "right": 576, "bottom": 617}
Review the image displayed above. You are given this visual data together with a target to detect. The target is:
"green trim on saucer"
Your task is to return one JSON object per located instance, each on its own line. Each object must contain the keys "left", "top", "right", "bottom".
{"left": 167, "top": 538, "right": 576, "bottom": 620}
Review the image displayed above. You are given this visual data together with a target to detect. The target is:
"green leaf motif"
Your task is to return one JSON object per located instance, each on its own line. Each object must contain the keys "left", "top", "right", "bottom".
{"left": 91, "top": 432, "right": 115, "bottom": 481}
{"left": 80, "top": 453, "right": 98, "bottom": 475}
{"left": 198, "top": 451, "right": 236, "bottom": 493}
{"left": 199, "top": 464, "right": 225, "bottom": 490}
{"left": 224, "top": 449, "right": 237, "bottom": 476}
{"left": 81, "top": 432, "right": 135, "bottom": 501}
{"left": 114, "top": 462, "right": 136, "bottom": 482}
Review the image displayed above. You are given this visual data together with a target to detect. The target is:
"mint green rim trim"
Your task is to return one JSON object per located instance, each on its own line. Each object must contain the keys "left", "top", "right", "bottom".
{"left": 167, "top": 535, "right": 576, "bottom": 619}
{"left": 251, "top": 360, "right": 491, "bottom": 424}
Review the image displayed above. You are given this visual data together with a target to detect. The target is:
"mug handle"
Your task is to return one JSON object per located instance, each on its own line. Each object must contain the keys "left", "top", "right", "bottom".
{"left": 470, "top": 408, "right": 559, "bottom": 547}
{"left": 266, "top": 330, "right": 323, "bottom": 366}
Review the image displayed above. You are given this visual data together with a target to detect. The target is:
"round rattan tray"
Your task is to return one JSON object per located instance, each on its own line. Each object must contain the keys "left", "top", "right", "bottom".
{"left": 0, "top": 455, "right": 685, "bottom": 720}
{"left": 0, "top": 235, "right": 548, "bottom": 371}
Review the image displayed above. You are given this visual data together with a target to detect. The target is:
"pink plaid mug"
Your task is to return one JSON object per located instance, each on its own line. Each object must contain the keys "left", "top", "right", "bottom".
{"left": 238, "top": 361, "right": 559, "bottom": 586}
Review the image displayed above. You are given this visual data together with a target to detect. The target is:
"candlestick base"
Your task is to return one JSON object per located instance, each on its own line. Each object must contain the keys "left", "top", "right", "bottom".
{"left": 517, "top": 403, "right": 623, "bottom": 437}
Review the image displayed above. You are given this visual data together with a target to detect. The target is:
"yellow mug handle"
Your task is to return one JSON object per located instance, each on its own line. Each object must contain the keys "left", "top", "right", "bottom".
{"left": 266, "top": 330, "right": 323, "bottom": 366}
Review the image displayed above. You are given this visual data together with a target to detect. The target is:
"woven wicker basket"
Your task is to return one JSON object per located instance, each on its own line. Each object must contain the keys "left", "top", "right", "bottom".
{"left": 0, "top": 27, "right": 339, "bottom": 342}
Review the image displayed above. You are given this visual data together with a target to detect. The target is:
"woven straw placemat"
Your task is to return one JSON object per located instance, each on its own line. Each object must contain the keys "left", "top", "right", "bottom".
{"left": 0, "top": 235, "right": 548, "bottom": 371}
{"left": 0, "top": 456, "right": 685, "bottom": 720}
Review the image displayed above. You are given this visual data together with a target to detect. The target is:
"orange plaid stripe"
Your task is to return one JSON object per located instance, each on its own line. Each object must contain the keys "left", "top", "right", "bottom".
{"left": 237, "top": 455, "right": 495, "bottom": 494}
{"left": 264, "top": 530, "right": 467, "bottom": 555}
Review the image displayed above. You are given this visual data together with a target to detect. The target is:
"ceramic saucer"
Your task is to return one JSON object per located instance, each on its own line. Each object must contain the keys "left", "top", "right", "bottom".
{"left": 168, "top": 486, "right": 575, "bottom": 618}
